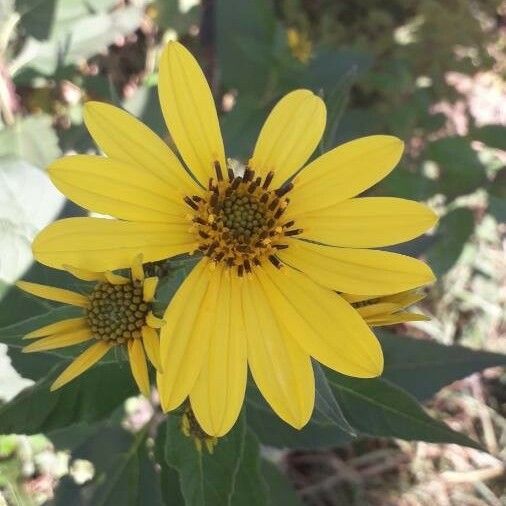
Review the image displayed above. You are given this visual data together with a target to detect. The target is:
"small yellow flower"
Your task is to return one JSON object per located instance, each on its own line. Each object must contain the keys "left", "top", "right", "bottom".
{"left": 181, "top": 404, "right": 218, "bottom": 454}
{"left": 16, "top": 257, "right": 163, "bottom": 395}
{"left": 32, "top": 42, "right": 438, "bottom": 437}
{"left": 343, "top": 290, "right": 430, "bottom": 327}
{"left": 287, "top": 27, "right": 312, "bottom": 63}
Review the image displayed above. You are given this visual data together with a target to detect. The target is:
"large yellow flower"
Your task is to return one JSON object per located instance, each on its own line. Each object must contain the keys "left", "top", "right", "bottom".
{"left": 33, "top": 42, "right": 437, "bottom": 437}
{"left": 16, "top": 257, "right": 163, "bottom": 395}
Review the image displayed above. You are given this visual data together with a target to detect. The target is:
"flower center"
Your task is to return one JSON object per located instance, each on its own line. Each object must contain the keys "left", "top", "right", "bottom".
{"left": 184, "top": 161, "right": 301, "bottom": 276}
{"left": 86, "top": 281, "right": 148, "bottom": 343}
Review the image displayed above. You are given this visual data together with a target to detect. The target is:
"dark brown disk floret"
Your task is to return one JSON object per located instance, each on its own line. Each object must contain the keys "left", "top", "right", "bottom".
{"left": 184, "top": 160, "right": 302, "bottom": 275}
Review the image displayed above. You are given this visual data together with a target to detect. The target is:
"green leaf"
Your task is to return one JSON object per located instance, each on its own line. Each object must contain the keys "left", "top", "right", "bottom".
{"left": 313, "top": 362, "right": 356, "bottom": 435}
{"left": 52, "top": 423, "right": 150, "bottom": 506}
{"left": 0, "top": 115, "right": 61, "bottom": 167}
{"left": 16, "top": 0, "right": 57, "bottom": 41}
{"left": 230, "top": 430, "right": 269, "bottom": 506}
{"left": 155, "top": 0, "right": 201, "bottom": 33}
{"left": 217, "top": 0, "right": 277, "bottom": 95}
{"left": 247, "top": 384, "right": 352, "bottom": 449}
{"left": 379, "top": 330, "right": 506, "bottom": 401}
{"left": 426, "top": 137, "right": 486, "bottom": 198}
{"left": 261, "top": 461, "right": 303, "bottom": 506}
{"left": 0, "top": 305, "right": 81, "bottom": 342}
{"left": 0, "top": 363, "right": 136, "bottom": 434}
{"left": 426, "top": 208, "right": 474, "bottom": 277}
{"left": 221, "top": 96, "right": 266, "bottom": 161}
{"left": 300, "top": 47, "right": 372, "bottom": 93}
{"left": 152, "top": 255, "right": 200, "bottom": 314}
{"left": 123, "top": 84, "right": 167, "bottom": 140}
{"left": 163, "top": 413, "right": 247, "bottom": 506}
{"left": 376, "top": 167, "right": 437, "bottom": 201}
{"left": 488, "top": 167, "right": 506, "bottom": 222}
{"left": 154, "top": 418, "right": 185, "bottom": 506}
{"left": 320, "top": 68, "right": 357, "bottom": 152}
{"left": 21, "top": 4, "right": 143, "bottom": 75}
{"left": 472, "top": 124, "right": 506, "bottom": 150}
{"left": 325, "top": 372, "right": 481, "bottom": 449}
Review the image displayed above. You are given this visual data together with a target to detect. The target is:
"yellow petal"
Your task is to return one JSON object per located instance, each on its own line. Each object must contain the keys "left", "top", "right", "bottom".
{"left": 367, "top": 312, "right": 430, "bottom": 326}
{"left": 190, "top": 269, "right": 248, "bottom": 437}
{"left": 256, "top": 263, "right": 384, "bottom": 378}
{"left": 243, "top": 275, "right": 314, "bottom": 428}
{"left": 63, "top": 265, "right": 105, "bottom": 282}
{"left": 340, "top": 293, "right": 376, "bottom": 304}
{"left": 158, "top": 41, "right": 226, "bottom": 186}
{"left": 143, "top": 277, "right": 159, "bottom": 303}
{"left": 16, "top": 281, "right": 88, "bottom": 307}
{"left": 23, "top": 328, "right": 92, "bottom": 352}
{"left": 158, "top": 259, "right": 220, "bottom": 412}
{"left": 33, "top": 217, "right": 196, "bottom": 271}
{"left": 130, "top": 254, "right": 145, "bottom": 281}
{"left": 249, "top": 90, "right": 326, "bottom": 188}
{"left": 356, "top": 302, "right": 399, "bottom": 319}
{"left": 292, "top": 197, "right": 438, "bottom": 248}
{"left": 128, "top": 339, "right": 151, "bottom": 397}
{"left": 104, "top": 271, "right": 130, "bottom": 285}
{"left": 141, "top": 326, "right": 163, "bottom": 372}
{"left": 83, "top": 101, "right": 196, "bottom": 195}
{"left": 49, "top": 155, "right": 188, "bottom": 222}
{"left": 289, "top": 136, "right": 404, "bottom": 215}
{"left": 146, "top": 311, "right": 165, "bottom": 329}
{"left": 24, "top": 317, "right": 87, "bottom": 339}
{"left": 51, "top": 341, "right": 112, "bottom": 391}
{"left": 278, "top": 240, "right": 435, "bottom": 295}
{"left": 381, "top": 290, "right": 425, "bottom": 308}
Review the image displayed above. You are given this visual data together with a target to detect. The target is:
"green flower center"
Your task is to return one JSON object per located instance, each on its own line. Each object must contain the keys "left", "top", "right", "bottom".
{"left": 220, "top": 193, "right": 269, "bottom": 240}
{"left": 184, "top": 160, "right": 301, "bottom": 276}
{"left": 86, "top": 282, "right": 148, "bottom": 343}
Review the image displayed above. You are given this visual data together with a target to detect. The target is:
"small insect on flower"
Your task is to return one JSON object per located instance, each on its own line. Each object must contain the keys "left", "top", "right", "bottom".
{"left": 343, "top": 289, "right": 430, "bottom": 327}
{"left": 16, "top": 256, "right": 163, "bottom": 395}
{"left": 32, "top": 41, "right": 438, "bottom": 437}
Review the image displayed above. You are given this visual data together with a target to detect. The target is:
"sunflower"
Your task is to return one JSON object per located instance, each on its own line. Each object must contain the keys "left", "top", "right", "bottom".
{"left": 33, "top": 41, "right": 437, "bottom": 437}
{"left": 16, "top": 257, "right": 163, "bottom": 394}
{"left": 344, "top": 290, "right": 429, "bottom": 326}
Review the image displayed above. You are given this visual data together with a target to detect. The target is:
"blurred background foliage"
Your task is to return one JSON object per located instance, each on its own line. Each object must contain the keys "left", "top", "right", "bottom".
{"left": 0, "top": 0, "right": 505, "bottom": 505}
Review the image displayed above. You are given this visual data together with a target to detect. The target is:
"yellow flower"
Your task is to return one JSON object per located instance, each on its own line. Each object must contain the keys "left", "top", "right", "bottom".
{"left": 33, "top": 41, "right": 437, "bottom": 437}
{"left": 16, "top": 257, "right": 163, "bottom": 395}
{"left": 181, "top": 403, "right": 218, "bottom": 454}
{"left": 343, "top": 290, "right": 430, "bottom": 327}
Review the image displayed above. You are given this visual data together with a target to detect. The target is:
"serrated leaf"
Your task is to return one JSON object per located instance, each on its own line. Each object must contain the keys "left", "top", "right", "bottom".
{"left": 0, "top": 363, "right": 136, "bottom": 434}
{"left": 164, "top": 414, "right": 247, "bottom": 506}
{"left": 426, "top": 207, "right": 474, "bottom": 277}
{"left": 326, "top": 372, "right": 481, "bottom": 449}
{"left": 379, "top": 330, "right": 506, "bottom": 401}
